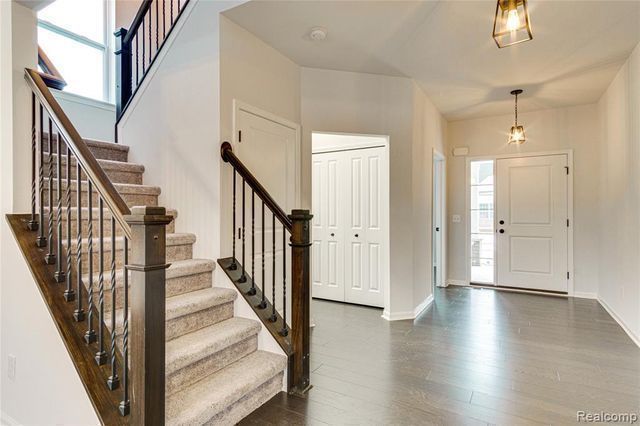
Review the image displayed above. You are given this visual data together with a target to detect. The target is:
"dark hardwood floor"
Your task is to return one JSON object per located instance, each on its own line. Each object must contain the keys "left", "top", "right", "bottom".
{"left": 241, "top": 286, "right": 640, "bottom": 425}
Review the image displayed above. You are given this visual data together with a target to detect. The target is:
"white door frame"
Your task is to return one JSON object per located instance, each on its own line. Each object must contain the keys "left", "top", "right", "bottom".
{"left": 232, "top": 99, "right": 302, "bottom": 207}
{"left": 432, "top": 149, "right": 446, "bottom": 290}
{"left": 464, "top": 150, "right": 574, "bottom": 295}
{"left": 311, "top": 132, "right": 391, "bottom": 313}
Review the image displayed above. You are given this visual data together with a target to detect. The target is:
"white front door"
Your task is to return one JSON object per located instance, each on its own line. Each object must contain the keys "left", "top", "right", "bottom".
{"left": 311, "top": 145, "right": 388, "bottom": 308}
{"left": 496, "top": 155, "right": 568, "bottom": 293}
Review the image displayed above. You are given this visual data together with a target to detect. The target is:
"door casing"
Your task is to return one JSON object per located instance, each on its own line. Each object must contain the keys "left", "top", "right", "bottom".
{"left": 464, "top": 150, "right": 574, "bottom": 295}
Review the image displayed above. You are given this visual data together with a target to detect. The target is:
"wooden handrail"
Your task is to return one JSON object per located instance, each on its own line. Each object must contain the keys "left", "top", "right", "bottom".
{"left": 122, "top": 0, "right": 153, "bottom": 45}
{"left": 38, "top": 46, "right": 67, "bottom": 90}
{"left": 24, "top": 68, "right": 132, "bottom": 239}
{"left": 220, "top": 142, "right": 293, "bottom": 231}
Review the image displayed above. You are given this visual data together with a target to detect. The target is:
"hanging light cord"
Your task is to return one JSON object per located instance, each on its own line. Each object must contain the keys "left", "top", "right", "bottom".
{"left": 514, "top": 92, "right": 518, "bottom": 125}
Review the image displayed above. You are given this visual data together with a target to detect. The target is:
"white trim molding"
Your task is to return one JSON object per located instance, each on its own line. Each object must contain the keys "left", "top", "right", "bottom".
{"left": 598, "top": 297, "right": 640, "bottom": 348}
{"left": 572, "top": 292, "right": 597, "bottom": 299}
{"left": 447, "top": 279, "right": 469, "bottom": 287}
{"left": 51, "top": 89, "right": 116, "bottom": 112}
{"left": 381, "top": 294, "right": 434, "bottom": 321}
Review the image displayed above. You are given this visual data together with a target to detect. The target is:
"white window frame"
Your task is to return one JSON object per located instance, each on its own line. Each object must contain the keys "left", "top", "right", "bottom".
{"left": 37, "top": 0, "right": 114, "bottom": 103}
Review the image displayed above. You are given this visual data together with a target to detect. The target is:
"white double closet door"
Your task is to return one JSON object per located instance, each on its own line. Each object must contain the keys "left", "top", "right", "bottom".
{"left": 495, "top": 154, "right": 569, "bottom": 293}
{"left": 311, "top": 146, "right": 388, "bottom": 308}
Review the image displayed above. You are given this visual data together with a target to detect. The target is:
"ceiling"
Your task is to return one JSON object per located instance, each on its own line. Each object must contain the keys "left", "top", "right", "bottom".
{"left": 224, "top": 1, "right": 640, "bottom": 121}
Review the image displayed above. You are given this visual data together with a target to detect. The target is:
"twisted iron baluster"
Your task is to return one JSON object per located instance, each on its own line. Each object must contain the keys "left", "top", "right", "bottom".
{"left": 257, "top": 200, "right": 267, "bottom": 309}
{"left": 53, "top": 132, "right": 64, "bottom": 281}
{"left": 28, "top": 93, "right": 38, "bottom": 231}
{"left": 95, "top": 197, "right": 107, "bottom": 365}
{"left": 155, "top": 0, "right": 159, "bottom": 51}
{"left": 45, "top": 121, "right": 56, "bottom": 265}
{"left": 230, "top": 169, "right": 237, "bottom": 270}
{"left": 280, "top": 225, "right": 288, "bottom": 336}
{"left": 269, "top": 212, "right": 276, "bottom": 322}
{"left": 63, "top": 145, "right": 74, "bottom": 300}
{"left": 107, "top": 217, "right": 119, "bottom": 390}
{"left": 84, "top": 181, "right": 96, "bottom": 344}
{"left": 248, "top": 190, "right": 256, "bottom": 295}
{"left": 36, "top": 105, "right": 46, "bottom": 247}
{"left": 74, "top": 163, "right": 85, "bottom": 321}
{"left": 119, "top": 237, "right": 130, "bottom": 416}
{"left": 239, "top": 178, "right": 247, "bottom": 283}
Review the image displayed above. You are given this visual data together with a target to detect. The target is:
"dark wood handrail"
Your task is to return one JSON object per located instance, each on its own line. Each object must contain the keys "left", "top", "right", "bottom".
{"left": 220, "top": 142, "right": 293, "bottom": 231}
{"left": 24, "top": 68, "right": 132, "bottom": 239}
{"left": 122, "top": 0, "right": 153, "bottom": 45}
{"left": 38, "top": 46, "right": 67, "bottom": 90}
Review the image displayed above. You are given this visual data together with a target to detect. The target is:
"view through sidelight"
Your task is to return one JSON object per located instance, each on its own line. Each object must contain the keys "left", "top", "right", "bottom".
{"left": 470, "top": 160, "right": 495, "bottom": 284}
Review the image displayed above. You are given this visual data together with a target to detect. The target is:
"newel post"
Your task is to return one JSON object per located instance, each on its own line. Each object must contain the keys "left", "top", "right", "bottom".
{"left": 125, "top": 206, "right": 172, "bottom": 426}
{"left": 114, "top": 28, "right": 132, "bottom": 118}
{"left": 288, "top": 209, "right": 313, "bottom": 395}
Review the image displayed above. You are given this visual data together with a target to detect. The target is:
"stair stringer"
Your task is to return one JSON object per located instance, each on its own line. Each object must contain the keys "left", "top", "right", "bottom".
{"left": 214, "top": 267, "right": 288, "bottom": 392}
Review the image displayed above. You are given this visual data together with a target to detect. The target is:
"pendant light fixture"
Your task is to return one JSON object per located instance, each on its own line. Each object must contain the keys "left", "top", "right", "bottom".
{"left": 493, "top": 0, "right": 533, "bottom": 48}
{"left": 508, "top": 89, "right": 526, "bottom": 144}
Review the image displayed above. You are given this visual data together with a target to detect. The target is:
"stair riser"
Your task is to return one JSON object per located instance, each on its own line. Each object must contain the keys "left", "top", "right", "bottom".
{"left": 80, "top": 242, "right": 193, "bottom": 271}
{"left": 166, "top": 336, "right": 258, "bottom": 397}
{"left": 92, "top": 270, "right": 213, "bottom": 311}
{"left": 42, "top": 139, "right": 128, "bottom": 162}
{"left": 167, "top": 302, "right": 234, "bottom": 341}
{"left": 44, "top": 158, "right": 143, "bottom": 185}
{"left": 43, "top": 188, "right": 158, "bottom": 208}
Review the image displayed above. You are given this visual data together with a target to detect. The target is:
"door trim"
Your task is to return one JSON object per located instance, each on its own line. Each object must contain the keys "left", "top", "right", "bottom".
{"left": 232, "top": 99, "right": 302, "bottom": 207}
{"left": 432, "top": 148, "right": 446, "bottom": 290}
{"left": 464, "top": 150, "right": 574, "bottom": 296}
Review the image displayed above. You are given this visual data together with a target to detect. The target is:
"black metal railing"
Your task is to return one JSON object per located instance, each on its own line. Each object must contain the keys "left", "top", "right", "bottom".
{"left": 24, "top": 68, "right": 171, "bottom": 425}
{"left": 115, "top": 0, "right": 190, "bottom": 120}
{"left": 220, "top": 142, "right": 312, "bottom": 395}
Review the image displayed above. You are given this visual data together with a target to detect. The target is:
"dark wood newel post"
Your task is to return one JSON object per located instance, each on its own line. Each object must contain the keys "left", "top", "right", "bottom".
{"left": 288, "top": 209, "right": 313, "bottom": 395}
{"left": 114, "top": 28, "right": 132, "bottom": 118}
{"left": 125, "top": 206, "right": 172, "bottom": 426}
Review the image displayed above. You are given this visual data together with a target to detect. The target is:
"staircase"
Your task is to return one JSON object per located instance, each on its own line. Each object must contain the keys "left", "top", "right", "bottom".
{"left": 61, "top": 139, "right": 287, "bottom": 424}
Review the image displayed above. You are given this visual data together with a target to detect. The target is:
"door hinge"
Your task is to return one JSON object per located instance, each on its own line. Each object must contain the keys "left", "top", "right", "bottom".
{"left": 567, "top": 272, "right": 570, "bottom": 280}
{"left": 238, "top": 130, "right": 242, "bottom": 142}
{"left": 565, "top": 166, "right": 569, "bottom": 175}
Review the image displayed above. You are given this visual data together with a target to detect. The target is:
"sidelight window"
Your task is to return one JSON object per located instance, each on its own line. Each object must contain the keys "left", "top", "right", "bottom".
{"left": 470, "top": 160, "right": 495, "bottom": 284}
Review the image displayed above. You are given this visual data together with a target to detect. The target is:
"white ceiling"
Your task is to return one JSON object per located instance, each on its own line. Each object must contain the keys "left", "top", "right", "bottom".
{"left": 224, "top": 1, "right": 640, "bottom": 121}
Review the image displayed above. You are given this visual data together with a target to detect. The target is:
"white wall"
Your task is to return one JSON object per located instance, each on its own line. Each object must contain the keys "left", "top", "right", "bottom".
{"left": 1, "top": 3, "right": 98, "bottom": 424}
{"left": 301, "top": 68, "right": 446, "bottom": 318}
{"left": 597, "top": 42, "right": 640, "bottom": 343}
{"left": 446, "top": 104, "right": 601, "bottom": 296}
{"left": 52, "top": 90, "right": 115, "bottom": 142}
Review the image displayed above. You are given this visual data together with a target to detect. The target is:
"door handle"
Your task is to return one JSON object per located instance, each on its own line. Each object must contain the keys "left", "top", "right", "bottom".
{"left": 499, "top": 220, "right": 505, "bottom": 225}
{"left": 499, "top": 229, "right": 505, "bottom": 234}
{"left": 330, "top": 233, "right": 335, "bottom": 237}
{"left": 435, "top": 227, "right": 440, "bottom": 232}
{"left": 354, "top": 234, "right": 359, "bottom": 238}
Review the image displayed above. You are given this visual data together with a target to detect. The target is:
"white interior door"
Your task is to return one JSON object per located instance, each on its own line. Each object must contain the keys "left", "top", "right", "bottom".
{"left": 311, "top": 152, "right": 345, "bottom": 301}
{"left": 432, "top": 157, "right": 444, "bottom": 288}
{"left": 311, "top": 145, "right": 388, "bottom": 308}
{"left": 496, "top": 155, "right": 568, "bottom": 292}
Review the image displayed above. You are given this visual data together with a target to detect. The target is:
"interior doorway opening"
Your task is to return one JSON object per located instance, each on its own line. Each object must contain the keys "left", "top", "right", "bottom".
{"left": 432, "top": 150, "right": 446, "bottom": 290}
{"left": 310, "top": 132, "right": 390, "bottom": 310}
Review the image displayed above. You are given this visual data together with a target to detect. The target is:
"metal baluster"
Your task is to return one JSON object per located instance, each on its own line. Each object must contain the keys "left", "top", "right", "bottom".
{"left": 85, "top": 181, "right": 96, "bottom": 343}
{"left": 280, "top": 225, "right": 288, "bottom": 336}
{"left": 53, "top": 132, "right": 65, "bottom": 281}
{"left": 257, "top": 200, "right": 267, "bottom": 309}
{"left": 45, "top": 120, "right": 56, "bottom": 265}
{"left": 248, "top": 190, "right": 256, "bottom": 295}
{"left": 63, "top": 146, "right": 74, "bottom": 300}
{"left": 119, "top": 237, "right": 130, "bottom": 416}
{"left": 171, "top": 0, "right": 174, "bottom": 24}
{"left": 142, "top": 19, "right": 146, "bottom": 72}
{"left": 269, "top": 212, "right": 276, "bottom": 322}
{"left": 162, "top": 0, "right": 166, "bottom": 39}
{"left": 107, "top": 217, "right": 119, "bottom": 390}
{"left": 28, "top": 93, "right": 38, "bottom": 231}
{"left": 36, "top": 105, "right": 46, "bottom": 247}
{"left": 230, "top": 169, "right": 237, "bottom": 270}
{"left": 148, "top": 12, "right": 152, "bottom": 66}
{"left": 135, "top": 35, "right": 139, "bottom": 85}
{"left": 155, "top": 0, "right": 159, "bottom": 51}
{"left": 74, "top": 163, "right": 85, "bottom": 321}
{"left": 95, "top": 197, "right": 107, "bottom": 365}
{"left": 177, "top": 0, "right": 181, "bottom": 13}
{"left": 239, "top": 178, "right": 247, "bottom": 283}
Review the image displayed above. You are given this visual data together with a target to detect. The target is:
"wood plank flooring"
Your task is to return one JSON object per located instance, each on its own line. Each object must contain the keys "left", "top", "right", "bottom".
{"left": 240, "top": 286, "right": 640, "bottom": 425}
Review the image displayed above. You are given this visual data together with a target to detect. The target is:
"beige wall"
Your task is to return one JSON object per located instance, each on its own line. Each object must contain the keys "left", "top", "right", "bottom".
{"left": 115, "top": 0, "right": 142, "bottom": 29}
{"left": 597, "top": 43, "right": 640, "bottom": 342}
{"left": 446, "top": 104, "right": 601, "bottom": 296}
{"left": 301, "top": 68, "right": 446, "bottom": 317}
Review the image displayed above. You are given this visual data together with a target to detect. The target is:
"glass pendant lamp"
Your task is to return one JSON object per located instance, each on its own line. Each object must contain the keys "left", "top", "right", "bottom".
{"left": 508, "top": 90, "right": 526, "bottom": 144}
{"left": 493, "top": 0, "right": 533, "bottom": 48}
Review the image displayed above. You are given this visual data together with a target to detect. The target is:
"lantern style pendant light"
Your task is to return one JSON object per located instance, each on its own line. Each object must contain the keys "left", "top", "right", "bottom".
{"left": 493, "top": 0, "right": 533, "bottom": 48}
{"left": 508, "top": 89, "right": 526, "bottom": 144}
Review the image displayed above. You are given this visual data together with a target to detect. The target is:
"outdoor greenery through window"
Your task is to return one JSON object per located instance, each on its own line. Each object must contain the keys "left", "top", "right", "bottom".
{"left": 38, "top": 0, "right": 110, "bottom": 101}
{"left": 470, "top": 160, "right": 494, "bottom": 284}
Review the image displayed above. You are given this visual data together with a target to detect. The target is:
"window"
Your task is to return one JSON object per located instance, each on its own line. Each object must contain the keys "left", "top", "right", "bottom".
{"left": 470, "top": 160, "right": 495, "bottom": 284}
{"left": 38, "top": 0, "right": 112, "bottom": 102}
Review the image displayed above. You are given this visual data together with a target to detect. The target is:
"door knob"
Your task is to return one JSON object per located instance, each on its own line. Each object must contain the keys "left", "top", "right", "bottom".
{"left": 330, "top": 233, "right": 335, "bottom": 237}
{"left": 499, "top": 229, "right": 505, "bottom": 234}
{"left": 354, "top": 234, "right": 359, "bottom": 238}
{"left": 435, "top": 227, "right": 440, "bottom": 232}
{"left": 499, "top": 220, "right": 505, "bottom": 225}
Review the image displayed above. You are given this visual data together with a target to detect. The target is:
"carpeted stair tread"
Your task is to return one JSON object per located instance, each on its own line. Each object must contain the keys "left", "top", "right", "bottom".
{"left": 44, "top": 179, "right": 161, "bottom": 195}
{"left": 166, "top": 287, "right": 236, "bottom": 321}
{"left": 166, "top": 350, "right": 286, "bottom": 425}
{"left": 44, "top": 153, "right": 143, "bottom": 172}
{"left": 166, "top": 317, "right": 261, "bottom": 375}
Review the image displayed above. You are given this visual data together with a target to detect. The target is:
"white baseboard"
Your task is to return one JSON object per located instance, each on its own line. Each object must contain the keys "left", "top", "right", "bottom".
{"left": 446, "top": 279, "right": 469, "bottom": 287}
{"left": 1, "top": 411, "right": 20, "bottom": 426}
{"left": 598, "top": 297, "right": 640, "bottom": 348}
{"left": 381, "top": 294, "right": 434, "bottom": 321}
{"left": 572, "top": 291, "right": 597, "bottom": 299}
